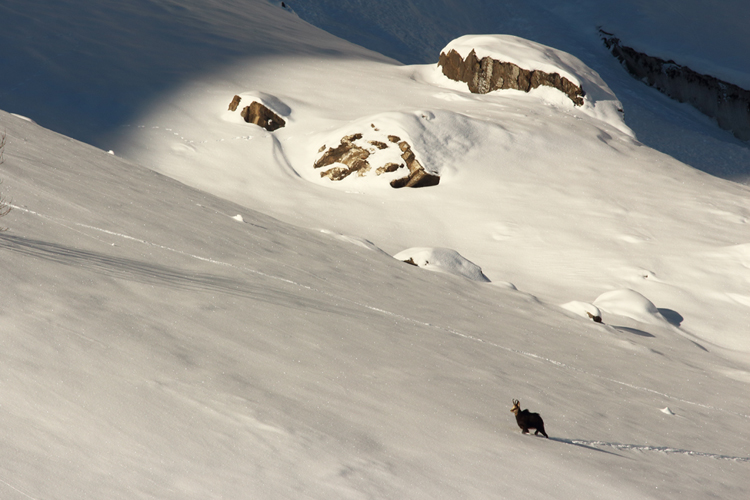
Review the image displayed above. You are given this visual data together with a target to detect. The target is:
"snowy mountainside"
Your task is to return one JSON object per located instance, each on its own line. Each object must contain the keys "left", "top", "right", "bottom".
{"left": 2, "top": 108, "right": 749, "bottom": 499}
{"left": 1, "top": 0, "right": 750, "bottom": 498}
{"left": 289, "top": 0, "right": 750, "bottom": 182}
{"left": 119, "top": 30, "right": 750, "bottom": 354}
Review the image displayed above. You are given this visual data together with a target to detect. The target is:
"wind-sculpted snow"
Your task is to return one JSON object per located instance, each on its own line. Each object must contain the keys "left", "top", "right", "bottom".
{"left": 593, "top": 289, "right": 667, "bottom": 326}
{"left": 394, "top": 247, "right": 491, "bottom": 282}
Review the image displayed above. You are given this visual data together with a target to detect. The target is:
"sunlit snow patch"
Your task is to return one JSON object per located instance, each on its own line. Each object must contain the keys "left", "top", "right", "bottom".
{"left": 394, "top": 247, "right": 490, "bottom": 282}
{"left": 593, "top": 288, "right": 668, "bottom": 325}
{"left": 296, "top": 110, "right": 487, "bottom": 191}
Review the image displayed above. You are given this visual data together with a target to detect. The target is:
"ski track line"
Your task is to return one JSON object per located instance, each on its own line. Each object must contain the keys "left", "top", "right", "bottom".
{"left": 0, "top": 478, "right": 41, "bottom": 500}
{"left": 12, "top": 205, "right": 750, "bottom": 423}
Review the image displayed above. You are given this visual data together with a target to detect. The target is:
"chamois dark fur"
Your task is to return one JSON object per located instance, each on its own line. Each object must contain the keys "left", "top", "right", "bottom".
{"left": 511, "top": 399, "right": 548, "bottom": 438}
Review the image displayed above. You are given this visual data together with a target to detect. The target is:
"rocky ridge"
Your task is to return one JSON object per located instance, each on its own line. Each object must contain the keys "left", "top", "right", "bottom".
{"left": 438, "top": 48, "right": 585, "bottom": 106}
{"left": 601, "top": 30, "right": 750, "bottom": 141}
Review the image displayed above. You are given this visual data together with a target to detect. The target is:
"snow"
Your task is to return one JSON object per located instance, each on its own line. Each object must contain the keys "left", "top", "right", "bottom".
{"left": 593, "top": 289, "right": 665, "bottom": 326}
{"left": 393, "top": 247, "right": 491, "bottom": 282}
{"left": 0, "top": 0, "right": 749, "bottom": 498}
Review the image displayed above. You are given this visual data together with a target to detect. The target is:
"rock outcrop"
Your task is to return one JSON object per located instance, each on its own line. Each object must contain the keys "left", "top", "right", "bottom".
{"left": 228, "top": 95, "right": 242, "bottom": 111}
{"left": 240, "top": 101, "right": 286, "bottom": 131}
{"left": 601, "top": 30, "right": 750, "bottom": 141}
{"left": 438, "top": 48, "right": 585, "bottom": 106}
{"left": 228, "top": 96, "right": 286, "bottom": 131}
{"left": 390, "top": 140, "right": 440, "bottom": 188}
{"left": 314, "top": 134, "right": 372, "bottom": 180}
{"left": 314, "top": 132, "right": 439, "bottom": 188}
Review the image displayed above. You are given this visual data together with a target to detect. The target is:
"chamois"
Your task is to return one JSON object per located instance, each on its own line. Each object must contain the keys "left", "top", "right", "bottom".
{"left": 511, "top": 399, "right": 548, "bottom": 438}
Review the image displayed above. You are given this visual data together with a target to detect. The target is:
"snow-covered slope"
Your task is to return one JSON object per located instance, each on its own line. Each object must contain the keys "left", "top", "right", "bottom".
{"left": 3, "top": 106, "right": 750, "bottom": 499}
{"left": 115, "top": 29, "right": 749, "bottom": 354}
{"left": 1, "top": 0, "right": 749, "bottom": 498}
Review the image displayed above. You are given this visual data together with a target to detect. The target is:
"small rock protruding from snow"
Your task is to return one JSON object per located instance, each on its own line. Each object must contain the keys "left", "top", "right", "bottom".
{"left": 561, "top": 301, "right": 603, "bottom": 323}
{"left": 394, "top": 247, "right": 490, "bottom": 282}
{"left": 228, "top": 95, "right": 242, "bottom": 111}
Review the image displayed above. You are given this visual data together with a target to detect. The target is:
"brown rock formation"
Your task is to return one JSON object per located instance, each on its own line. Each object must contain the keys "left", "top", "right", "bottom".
{"left": 390, "top": 141, "right": 440, "bottom": 188}
{"left": 240, "top": 101, "right": 286, "bottom": 131}
{"left": 438, "top": 48, "right": 585, "bottom": 106}
{"left": 314, "top": 132, "right": 439, "bottom": 188}
{"left": 228, "top": 95, "right": 242, "bottom": 111}
{"left": 314, "top": 134, "right": 371, "bottom": 181}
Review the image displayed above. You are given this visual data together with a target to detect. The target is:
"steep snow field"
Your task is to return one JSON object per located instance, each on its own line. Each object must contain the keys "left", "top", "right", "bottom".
{"left": 1, "top": 0, "right": 749, "bottom": 498}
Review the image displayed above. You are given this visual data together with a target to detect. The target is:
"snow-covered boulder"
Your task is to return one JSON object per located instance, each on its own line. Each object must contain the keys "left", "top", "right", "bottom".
{"left": 394, "top": 247, "right": 490, "bottom": 282}
{"left": 439, "top": 41, "right": 585, "bottom": 105}
{"left": 436, "top": 35, "right": 629, "bottom": 135}
{"left": 561, "top": 301, "right": 603, "bottom": 323}
{"left": 593, "top": 289, "right": 668, "bottom": 325}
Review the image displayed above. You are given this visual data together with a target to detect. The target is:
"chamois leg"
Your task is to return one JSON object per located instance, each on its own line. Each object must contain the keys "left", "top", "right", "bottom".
{"left": 535, "top": 426, "right": 549, "bottom": 438}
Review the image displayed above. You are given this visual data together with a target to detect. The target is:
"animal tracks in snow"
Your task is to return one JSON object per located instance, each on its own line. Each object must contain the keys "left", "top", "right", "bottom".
{"left": 127, "top": 124, "right": 254, "bottom": 147}
{"left": 558, "top": 438, "right": 750, "bottom": 463}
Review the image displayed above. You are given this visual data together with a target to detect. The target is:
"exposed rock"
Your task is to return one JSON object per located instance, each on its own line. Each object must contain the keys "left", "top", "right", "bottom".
{"left": 314, "top": 134, "right": 371, "bottom": 181}
{"left": 601, "top": 29, "right": 750, "bottom": 141}
{"left": 314, "top": 131, "right": 439, "bottom": 188}
{"left": 391, "top": 141, "right": 440, "bottom": 188}
{"left": 240, "top": 101, "right": 286, "bottom": 131}
{"left": 438, "top": 48, "right": 585, "bottom": 106}
{"left": 228, "top": 95, "right": 242, "bottom": 111}
{"left": 586, "top": 311, "right": 603, "bottom": 323}
{"left": 376, "top": 162, "right": 402, "bottom": 175}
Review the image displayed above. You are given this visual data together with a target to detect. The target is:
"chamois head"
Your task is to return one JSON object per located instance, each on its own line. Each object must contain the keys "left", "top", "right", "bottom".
{"left": 510, "top": 399, "right": 521, "bottom": 415}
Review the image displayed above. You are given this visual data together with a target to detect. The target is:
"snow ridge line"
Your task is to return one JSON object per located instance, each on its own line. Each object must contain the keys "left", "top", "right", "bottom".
{"left": 11, "top": 204, "right": 304, "bottom": 287}
{"left": 14, "top": 205, "right": 749, "bottom": 422}
{"left": 74, "top": 221, "right": 308, "bottom": 289}
{"left": 568, "top": 440, "right": 750, "bottom": 462}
